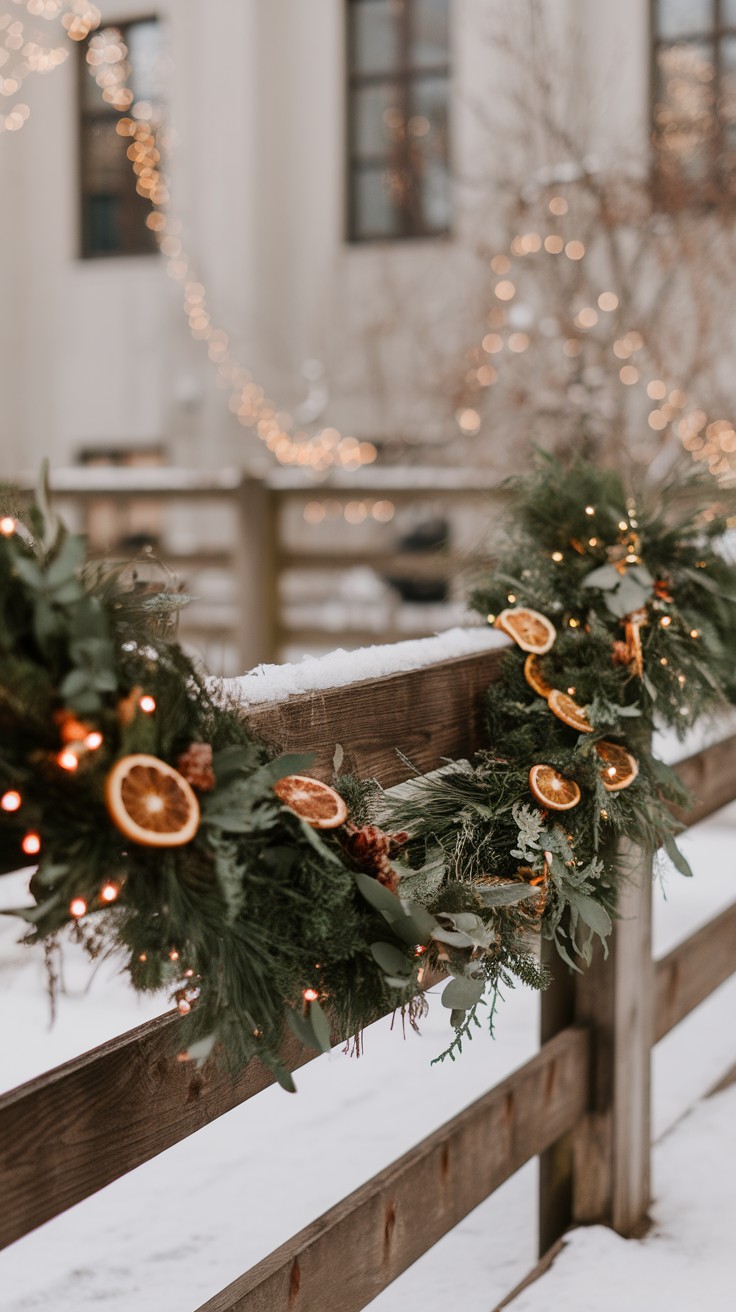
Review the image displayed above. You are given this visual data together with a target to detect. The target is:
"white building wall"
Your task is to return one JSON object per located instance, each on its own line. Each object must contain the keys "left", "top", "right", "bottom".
{"left": 0, "top": 0, "right": 652, "bottom": 480}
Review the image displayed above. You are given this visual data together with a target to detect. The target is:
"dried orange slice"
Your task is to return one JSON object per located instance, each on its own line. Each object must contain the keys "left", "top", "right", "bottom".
{"left": 596, "top": 740, "right": 639, "bottom": 792}
{"left": 105, "top": 754, "right": 200, "bottom": 847}
{"left": 273, "top": 774, "right": 348, "bottom": 829}
{"left": 548, "top": 689, "right": 594, "bottom": 734}
{"left": 524, "top": 654, "right": 555, "bottom": 699}
{"left": 495, "top": 607, "right": 556, "bottom": 654}
{"left": 529, "top": 765, "right": 581, "bottom": 810}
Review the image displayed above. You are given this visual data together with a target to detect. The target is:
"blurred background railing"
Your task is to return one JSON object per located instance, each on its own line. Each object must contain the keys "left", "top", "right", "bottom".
{"left": 16, "top": 467, "right": 502, "bottom": 676}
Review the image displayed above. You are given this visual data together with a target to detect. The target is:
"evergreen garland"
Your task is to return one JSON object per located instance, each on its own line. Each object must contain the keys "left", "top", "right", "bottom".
{"left": 2, "top": 456, "right": 736, "bottom": 1086}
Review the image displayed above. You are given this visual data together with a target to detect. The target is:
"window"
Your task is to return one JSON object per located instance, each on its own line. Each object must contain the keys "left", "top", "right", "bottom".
{"left": 79, "top": 17, "right": 163, "bottom": 258}
{"left": 347, "top": 0, "right": 451, "bottom": 241}
{"left": 652, "top": 0, "right": 736, "bottom": 203}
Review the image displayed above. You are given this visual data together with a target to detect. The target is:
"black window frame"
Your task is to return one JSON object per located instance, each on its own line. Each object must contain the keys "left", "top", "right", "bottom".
{"left": 651, "top": 0, "right": 736, "bottom": 205}
{"left": 77, "top": 13, "right": 162, "bottom": 260}
{"left": 346, "top": 0, "right": 452, "bottom": 243}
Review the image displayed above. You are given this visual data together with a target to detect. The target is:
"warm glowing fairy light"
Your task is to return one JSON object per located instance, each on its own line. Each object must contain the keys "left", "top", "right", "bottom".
{"left": 138, "top": 694, "right": 156, "bottom": 714}
{"left": 551, "top": 551, "right": 563, "bottom": 562}
{"left": 22, "top": 831, "right": 41, "bottom": 856}
{"left": 84, "top": 731, "right": 103, "bottom": 750}
{"left": 100, "top": 882, "right": 120, "bottom": 903}
{"left": 69, "top": 897, "right": 87, "bottom": 918}
{"left": 302, "top": 987, "right": 319, "bottom": 1003}
{"left": 690, "top": 628, "right": 700, "bottom": 639}
{"left": 584, "top": 505, "right": 595, "bottom": 516}
{"left": 57, "top": 748, "right": 79, "bottom": 771}
{"left": 1, "top": 790, "right": 22, "bottom": 812}
{"left": 660, "top": 616, "right": 672, "bottom": 627}
{"left": 0, "top": 516, "right": 16, "bottom": 535}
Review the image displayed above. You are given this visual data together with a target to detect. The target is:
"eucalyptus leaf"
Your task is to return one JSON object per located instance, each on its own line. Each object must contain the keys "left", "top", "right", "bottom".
{"left": 570, "top": 892, "right": 612, "bottom": 940}
{"left": 441, "top": 974, "right": 485, "bottom": 1011}
{"left": 662, "top": 830, "right": 693, "bottom": 877}
{"left": 475, "top": 881, "right": 538, "bottom": 907}
{"left": 308, "top": 999, "right": 332, "bottom": 1053}
{"left": 582, "top": 563, "right": 621, "bottom": 590}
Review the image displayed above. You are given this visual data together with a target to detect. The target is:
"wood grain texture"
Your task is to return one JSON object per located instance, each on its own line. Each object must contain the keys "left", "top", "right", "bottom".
{"left": 572, "top": 840, "right": 654, "bottom": 1236}
{"left": 654, "top": 899, "right": 736, "bottom": 1043}
{"left": 194, "top": 1028, "right": 590, "bottom": 1312}
{"left": 0, "top": 1013, "right": 328, "bottom": 1251}
{"left": 537, "top": 937, "right": 576, "bottom": 1256}
{"left": 674, "top": 732, "right": 736, "bottom": 827}
{"left": 246, "top": 646, "right": 507, "bottom": 786}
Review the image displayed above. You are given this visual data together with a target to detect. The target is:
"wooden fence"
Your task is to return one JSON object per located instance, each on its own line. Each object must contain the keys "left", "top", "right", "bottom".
{"left": 2, "top": 645, "right": 736, "bottom": 1310}
{"left": 20, "top": 467, "right": 502, "bottom": 673}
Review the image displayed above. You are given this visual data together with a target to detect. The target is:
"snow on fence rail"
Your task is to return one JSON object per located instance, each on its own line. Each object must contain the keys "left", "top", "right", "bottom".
{"left": 16, "top": 468, "right": 504, "bottom": 674}
{"left": 1, "top": 645, "right": 736, "bottom": 1311}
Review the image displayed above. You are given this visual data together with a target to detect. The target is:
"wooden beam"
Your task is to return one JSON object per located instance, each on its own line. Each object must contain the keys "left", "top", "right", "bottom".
{"left": 654, "top": 899, "right": 736, "bottom": 1043}
{"left": 0, "top": 1013, "right": 324, "bottom": 1251}
{"left": 247, "top": 646, "right": 507, "bottom": 786}
{"left": 194, "top": 1028, "right": 590, "bottom": 1312}
{"left": 572, "top": 840, "right": 654, "bottom": 1236}
{"left": 674, "top": 732, "right": 736, "bottom": 828}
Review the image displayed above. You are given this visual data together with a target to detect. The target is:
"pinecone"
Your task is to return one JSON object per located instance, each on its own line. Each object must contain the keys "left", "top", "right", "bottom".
{"left": 177, "top": 742, "right": 216, "bottom": 792}
{"left": 341, "top": 823, "right": 408, "bottom": 893}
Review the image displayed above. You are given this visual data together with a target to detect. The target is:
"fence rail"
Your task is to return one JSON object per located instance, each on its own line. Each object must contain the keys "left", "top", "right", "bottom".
{"left": 2, "top": 646, "right": 736, "bottom": 1309}
{"left": 16, "top": 468, "right": 500, "bottom": 673}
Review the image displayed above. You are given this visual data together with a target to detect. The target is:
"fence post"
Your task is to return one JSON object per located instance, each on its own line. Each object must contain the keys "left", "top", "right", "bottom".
{"left": 572, "top": 839, "right": 654, "bottom": 1234}
{"left": 233, "top": 476, "right": 279, "bottom": 671}
{"left": 539, "top": 839, "right": 654, "bottom": 1249}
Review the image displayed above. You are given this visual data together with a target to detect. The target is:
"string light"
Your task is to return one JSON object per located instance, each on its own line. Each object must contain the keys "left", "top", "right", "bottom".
{"left": 568, "top": 617, "right": 580, "bottom": 628}
{"left": 486, "top": 613, "right": 496, "bottom": 624}
{"left": 585, "top": 505, "right": 595, "bottom": 516}
{"left": 659, "top": 616, "right": 672, "bottom": 627}
{"left": 690, "top": 628, "right": 700, "bottom": 639}
{"left": 1, "top": 789, "right": 21, "bottom": 811}
{"left": 302, "top": 987, "right": 319, "bottom": 1003}
{"left": 169, "top": 948, "right": 180, "bottom": 962}
{"left": 84, "top": 730, "right": 103, "bottom": 750}
{"left": 21, "top": 831, "right": 40, "bottom": 855}
{"left": 551, "top": 550, "right": 563, "bottom": 562}
{"left": 100, "top": 881, "right": 120, "bottom": 903}
{"left": 138, "top": 694, "right": 156, "bottom": 714}
{"left": 0, "top": 516, "right": 16, "bottom": 535}
{"left": 69, "top": 896, "right": 87, "bottom": 918}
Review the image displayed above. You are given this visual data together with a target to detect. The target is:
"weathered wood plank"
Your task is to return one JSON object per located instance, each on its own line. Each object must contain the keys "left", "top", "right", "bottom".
{"left": 246, "top": 646, "right": 507, "bottom": 786}
{"left": 674, "top": 732, "right": 736, "bottom": 828}
{"left": 537, "top": 938, "right": 576, "bottom": 1256}
{"left": 194, "top": 1028, "right": 590, "bottom": 1312}
{"left": 572, "top": 840, "right": 654, "bottom": 1236}
{"left": 0, "top": 1013, "right": 324, "bottom": 1251}
{"left": 654, "top": 899, "right": 736, "bottom": 1043}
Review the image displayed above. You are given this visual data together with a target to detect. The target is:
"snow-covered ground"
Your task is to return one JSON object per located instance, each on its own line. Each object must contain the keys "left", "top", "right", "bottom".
{"left": 505, "top": 1081, "right": 736, "bottom": 1311}
{"left": 1, "top": 704, "right": 735, "bottom": 1309}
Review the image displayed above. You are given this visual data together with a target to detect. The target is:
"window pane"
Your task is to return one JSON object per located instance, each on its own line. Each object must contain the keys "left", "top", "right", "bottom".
{"left": 87, "top": 195, "right": 122, "bottom": 254}
{"left": 420, "top": 156, "right": 451, "bottom": 230}
{"left": 411, "top": 74, "right": 449, "bottom": 158}
{"left": 84, "top": 118, "right": 128, "bottom": 190}
{"left": 351, "top": 166, "right": 403, "bottom": 238}
{"left": 411, "top": 0, "right": 449, "bottom": 69}
{"left": 654, "top": 41, "right": 716, "bottom": 187}
{"left": 127, "top": 20, "right": 164, "bottom": 107}
{"left": 351, "top": 0, "right": 400, "bottom": 75}
{"left": 352, "top": 80, "right": 403, "bottom": 156}
{"left": 655, "top": 0, "right": 713, "bottom": 39}
{"left": 82, "top": 25, "right": 124, "bottom": 110}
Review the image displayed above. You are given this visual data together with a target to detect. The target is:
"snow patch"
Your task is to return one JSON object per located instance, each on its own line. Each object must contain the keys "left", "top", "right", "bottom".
{"left": 220, "top": 625, "right": 507, "bottom": 706}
